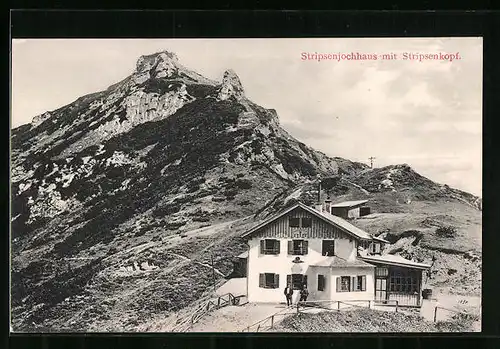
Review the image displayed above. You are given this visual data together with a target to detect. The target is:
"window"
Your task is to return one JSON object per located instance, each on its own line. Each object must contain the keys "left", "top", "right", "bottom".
{"left": 288, "top": 240, "right": 308, "bottom": 255}
{"left": 375, "top": 267, "right": 389, "bottom": 277}
{"left": 337, "top": 276, "right": 351, "bottom": 292}
{"left": 322, "top": 240, "right": 335, "bottom": 256}
{"left": 289, "top": 217, "right": 312, "bottom": 228}
{"left": 335, "top": 275, "right": 367, "bottom": 292}
{"left": 317, "top": 275, "right": 326, "bottom": 291}
{"left": 289, "top": 218, "right": 300, "bottom": 227}
{"left": 287, "top": 274, "right": 307, "bottom": 290}
{"left": 355, "top": 275, "right": 367, "bottom": 291}
{"left": 370, "top": 243, "right": 381, "bottom": 254}
{"left": 389, "top": 270, "right": 419, "bottom": 293}
{"left": 259, "top": 273, "right": 279, "bottom": 289}
{"left": 260, "top": 239, "right": 280, "bottom": 255}
{"left": 301, "top": 217, "right": 312, "bottom": 228}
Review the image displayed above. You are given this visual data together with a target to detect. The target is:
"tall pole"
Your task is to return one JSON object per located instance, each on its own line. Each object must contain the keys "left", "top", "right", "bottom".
{"left": 211, "top": 253, "right": 216, "bottom": 293}
{"left": 368, "top": 157, "right": 376, "bottom": 169}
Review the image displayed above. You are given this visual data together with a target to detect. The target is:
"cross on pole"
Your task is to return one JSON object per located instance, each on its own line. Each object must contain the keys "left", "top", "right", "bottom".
{"left": 368, "top": 157, "right": 376, "bottom": 169}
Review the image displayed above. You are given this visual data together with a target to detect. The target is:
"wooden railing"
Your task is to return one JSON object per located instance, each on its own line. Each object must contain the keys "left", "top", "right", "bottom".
{"left": 240, "top": 305, "right": 295, "bottom": 332}
{"left": 171, "top": 293, "right": 243, "bottom": 332}
{"left": 296, "top": 299, "right": 399, "bottom": 313}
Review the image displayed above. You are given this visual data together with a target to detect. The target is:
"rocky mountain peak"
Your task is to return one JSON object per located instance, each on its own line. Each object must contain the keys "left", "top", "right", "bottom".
{"left": 135, "top": 51, "right": 179, "bottom": 72}
{"left": 133, "top": 51, "right": 180, "bottom": 83}
{"left": 217, "top": 69, "right": 245, "bottom": 101}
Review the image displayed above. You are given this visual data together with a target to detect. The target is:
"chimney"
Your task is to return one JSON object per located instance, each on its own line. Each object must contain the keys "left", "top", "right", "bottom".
{"left": 317, "top": 178, "right": 322, "bottom": 203}
{"left": 324, "top": 198, "right": 332, "bottom": 214}
{"left": 314, "top": 177, "right": 323, "bottom": 212}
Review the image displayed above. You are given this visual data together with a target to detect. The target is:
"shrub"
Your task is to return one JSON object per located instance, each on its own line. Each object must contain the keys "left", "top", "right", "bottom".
{"left": 192, "top": 216, "right": 210, "bottom": 222}
{"left": 152, "top": 204, "right": 181, "bottom": 217}
{"left": 165, "top": 221, "right": 187, "bottom": 230}
{"left": 234, "top": 179, "right": 252, "bottom": 189}
{"left": 224, "top": 188, "right": 238, "bottom": 197}
{"left": 436, "top": 226, "right": 458, "bottom": 238}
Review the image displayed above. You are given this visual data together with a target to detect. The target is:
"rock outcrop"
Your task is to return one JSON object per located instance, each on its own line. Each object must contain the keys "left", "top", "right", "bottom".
{"left": 31, "top": 112, "right": 51, "bottom": 128}
{"left": 217, "top": 69, "right": 245, "bottom": 101}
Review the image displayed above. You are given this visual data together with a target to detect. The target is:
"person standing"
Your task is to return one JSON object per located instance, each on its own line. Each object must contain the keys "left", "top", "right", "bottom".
{"left": 284, "top": 284, "right": 293, "bottom": 306}
{"left": 300, "top": 285, "right": 309, "bottom": 303}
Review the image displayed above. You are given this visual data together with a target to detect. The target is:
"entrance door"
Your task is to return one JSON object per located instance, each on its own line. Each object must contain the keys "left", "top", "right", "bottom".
{"left": 374, "top": 266, "right": 389, "bottom": 303}
{"left": 375, "top": 278, "right": 387, "bottom": 302}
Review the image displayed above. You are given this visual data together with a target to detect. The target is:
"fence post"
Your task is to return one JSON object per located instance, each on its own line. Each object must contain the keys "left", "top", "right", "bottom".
{"left": 337, "top": 301, "right": 340, "bottom": 311}
{"left": 434, "top": 306, "right": 438, "bottom": 322}
{"left": 297, "top": 302, "right": 300, "bottom": 314}
{"left": 368, "top": 300, "right": 371, "bottom": 309}
{"left": 395, "top": 301, "right": 398, "bottom": 313}
{"left": 218, "top": 297, "right": 221, "bottom": 307}
{"left": 271, "top": 315, "right": 274, "bottom": 329}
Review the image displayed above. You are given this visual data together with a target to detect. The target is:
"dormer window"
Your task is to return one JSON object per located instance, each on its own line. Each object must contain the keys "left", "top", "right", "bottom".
{"left": 370, "top": 242, "right": 381, "bottom": 255}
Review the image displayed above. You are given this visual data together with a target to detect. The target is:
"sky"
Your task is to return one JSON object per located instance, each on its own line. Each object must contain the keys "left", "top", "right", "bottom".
{"left": 11, "top": 38, "right": 482, "bottom": 196}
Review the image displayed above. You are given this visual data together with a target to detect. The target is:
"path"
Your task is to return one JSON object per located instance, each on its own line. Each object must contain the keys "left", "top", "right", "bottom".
{"left": 420, "top": 292, "right": 481, "bottom": 324}
{"left": 342, "top": 179, "right": 370, "bottom": 195}
{"left": 188, "top": 303, "right": 294, "bottom": 332}
{"left": 169, "top": 252, "right": 225, "bottom": 277}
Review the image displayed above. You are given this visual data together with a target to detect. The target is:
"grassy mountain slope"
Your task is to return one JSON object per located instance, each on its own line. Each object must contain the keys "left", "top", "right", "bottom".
{"left": 10, "top": 50, "right": 481, "bottom": 331}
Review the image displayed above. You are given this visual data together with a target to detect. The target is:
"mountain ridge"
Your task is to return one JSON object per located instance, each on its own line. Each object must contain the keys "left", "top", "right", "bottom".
{"left": 10, "top": 49, "right": 481, "bottom": 332}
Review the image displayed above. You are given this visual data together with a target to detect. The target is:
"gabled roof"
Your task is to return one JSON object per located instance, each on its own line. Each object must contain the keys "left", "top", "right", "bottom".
{"left": 241, "top": 202, "right": 373, "bottom": 241}
{"left": 331, "top": 200, "right": 369, "bottom": 209}
{"left": 359, "top": 254, "right": 431, "bottom": 270}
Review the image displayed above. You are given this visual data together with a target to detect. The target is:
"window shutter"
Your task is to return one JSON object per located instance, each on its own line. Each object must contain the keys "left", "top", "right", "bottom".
{"left": 375, "top": 243, "right": 380, "bottom": 254}
{"left": 259, "top": 273, "right": 265, "bottom": 288}
{"left": 274, "top": 274, "right": 280, "bottom": 288}
{"left": 361, "top": 275, "right": 366, "bottom": 291}
{"left": 287, "top": 241, "right": 293, "bottom": 255}
{"left": 287, "top": 274, "right": 292, "bottom": 287}
{"left": 303, "top": 275, "right": 308, "bottom": 287}
{"left": 336, "top": 277, "right": 341, "bottom": 292}
{"left": 302, "top": 240, "right": 309, "bottom": 255}
{"left": 353, "top": 276, "right": 358, "bottom": 291}
{"left": 260, "top": 240, "right": 265, "bottom": 254}
{"left": 276, "top": 240, "right": 281, "bottom": 254}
